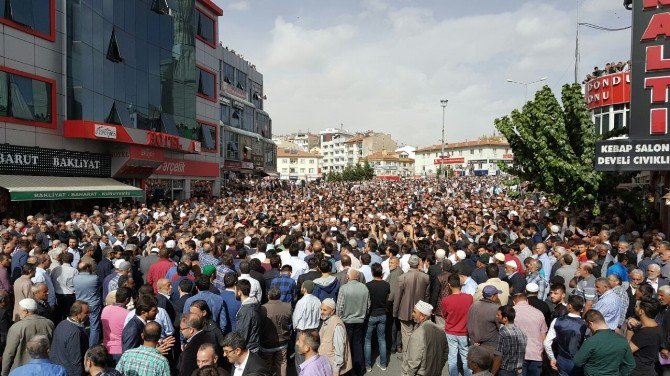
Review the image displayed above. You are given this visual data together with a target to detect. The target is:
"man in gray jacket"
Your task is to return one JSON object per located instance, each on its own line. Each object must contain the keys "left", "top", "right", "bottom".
{"left": 73, "top": 261, "right": 101, "bottom": 346}
{"left": 234, "top": 279, "right": 261, "bottom": 353}
{"left": 336, "top": 269, "right": 370, "bottom": 376}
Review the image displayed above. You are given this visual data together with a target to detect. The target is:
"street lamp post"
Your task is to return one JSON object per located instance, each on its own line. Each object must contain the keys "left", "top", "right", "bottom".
{"left": 440, "top": 99, "right": 448, "bottom": 178}
{"left": 506, "top": 77, "right": 548, "bottom": 102}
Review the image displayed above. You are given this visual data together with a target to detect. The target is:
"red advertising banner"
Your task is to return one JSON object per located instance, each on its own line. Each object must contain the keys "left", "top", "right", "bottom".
{"left": 585, "top": 72, "right": 631, "bottom": 110}
{"left": 434, "top": 157, "right": 465, "bottom": 165}
{"left": 155, "top": 159, "right": 219, "bottom": 177}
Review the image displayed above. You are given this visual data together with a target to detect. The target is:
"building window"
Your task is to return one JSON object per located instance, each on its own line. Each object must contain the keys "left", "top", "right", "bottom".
{"left": 226, "top": 131, "right": 239, "bottom": 160}
{"left": 251, "top": 81, "right": 263, "bottom": 109}
{"left": 199, "top": 122, "right": 217, "bottom": 152}
{"left": 220, "top": 104, "right": 230, "bottom": 124}
{"left": 613, "top": 103, "right": 628, "bottom": 131}
{"left": 0, "top": 0, "right": 54, "bottom": 42}
{"left": 282, "top": 168, "right": 287, "bottom": 173}
{"left": 470, "top": 149, "right": 474, "bottom": 155}
{"left": 106, "top": 28, "right": 123, "bottom": 63}
{"left": 197, "top": 66, "right": 216, "bottom": 102}
{"left": 223, "top": 63, "right": 235, "bottom": 85}
{"left": 151, "top": 0, "right": 170, "bottom": 14}
{"left": 243, "top": 105, "right": 254, "bottom": 132}
{"left": 0, "top": 66, "right": 55, "bottom": 129}
{"left": 309, "top": 168, "right": 314, "bottom": 173}
{"left": 236, "top": 70, "right": 247, "bottom": 91}
{"left": 231, "top": 108, "right": 242, "bottom": 128}
{"left": 193, "top": 9, "right": 216, "bottom": 47}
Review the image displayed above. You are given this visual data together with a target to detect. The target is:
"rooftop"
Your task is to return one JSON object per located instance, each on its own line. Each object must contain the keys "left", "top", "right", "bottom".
{"left": 277, "top": 149, "right": 322, "bottom": 158}
{"left": 416, "top": 139, "right": 509, "bottom": 153}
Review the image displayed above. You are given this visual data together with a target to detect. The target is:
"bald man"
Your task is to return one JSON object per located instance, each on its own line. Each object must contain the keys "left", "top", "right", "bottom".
{"left": 194, "top": 343, "right": 229, "bottom": 376}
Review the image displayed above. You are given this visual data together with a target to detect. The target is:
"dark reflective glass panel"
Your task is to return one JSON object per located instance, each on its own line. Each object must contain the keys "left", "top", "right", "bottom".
{"left": 7, "top": 73, "right": 52, "bottom": 123}
{"left": 197, "top": 68, "right": 215, "bottom": 99}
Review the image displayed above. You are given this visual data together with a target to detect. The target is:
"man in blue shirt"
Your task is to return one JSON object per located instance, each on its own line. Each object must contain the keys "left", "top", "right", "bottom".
{"left": 605, "top": 254, "right": 629, "bottom": 283}
{"left": 182, "top": 275, "right": 226, "bottom": 331}
{"left": 9, "top": 334, "right": 66, "bottom": 376}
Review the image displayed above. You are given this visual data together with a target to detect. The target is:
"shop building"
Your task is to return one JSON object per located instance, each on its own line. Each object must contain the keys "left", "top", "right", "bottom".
{"left": 0, "top": 0, "right": 276, "bottom": 210}
{"left": 414, "top": 139, "right": 511, "bottom": 177}
{"left": 344, "top": 132, "right": 397, "bottom": 167}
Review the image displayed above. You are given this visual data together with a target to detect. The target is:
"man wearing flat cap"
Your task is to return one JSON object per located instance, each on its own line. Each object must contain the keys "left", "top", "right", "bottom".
{"left": 401, "top": 300, "right": 448, "bottom": 376}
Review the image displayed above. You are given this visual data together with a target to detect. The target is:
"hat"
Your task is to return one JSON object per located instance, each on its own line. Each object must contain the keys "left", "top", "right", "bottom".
{"left": 348, "top": 226, "right": 357, "bottom": 232}
{"left": 478, "top": 254, "right": 490, "bottom": 264}
{"left": 482, "top": 285, "right": 503, "bottom": 298}
{"left": 302, "top": 280, "right": 315, "bottom": 293}
{"left": 282, "top": 220, "right": 291, "bottom": 227}
{"left": 456, "top": 250, "right": 466, "bottom": 260}
{"left": 414, "top": 300, "right": 433, "bottom": 316}
{"left": 150, "top": 247, "right": 159, "bottom": 254}
{"left": 550, "top": 225, "right": 560, "bottom": 234}
{"left": 504, "top": 260, "right": 517, "bottom": 269}
{"left": 489, "top": 225, "right": 499, "bottom": 231}
{"left": 125, "top": 244, "right": 138, "bottom": 252}
{"left": 348, "top": 239, "right": 357, "bottom": 248}
{"left": 114, "top": 260, "right": 131, "bottom": 271}
{"left": 202, "top": 265, "right": 216, "bottom": 277}
{"left": 526, "top": 282, "right": 539, "bottom": 293}
{"left": 494, "top": 253, "right": 505, "bottom": 262}
{"left": 18, "top": 298, "right": 37, "bottom": 311}
{"left": 244, "top": 236, "right": 252, "bottom": 245}
{"left": 330, "top": 226, "right": 338, "bottom": 232}
{"left": 435, "top": 249, "right": 446, "bottom": 259}
{"left": 322, "top": 298, "right": 336, "bottom": 309}
{"left": 165, "top": 240, "right": 176, "bottom": 249}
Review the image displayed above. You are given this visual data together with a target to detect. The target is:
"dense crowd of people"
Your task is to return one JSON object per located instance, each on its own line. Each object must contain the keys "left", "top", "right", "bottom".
{"left": 582, "top": 60, "right": 631, "bottom": 83}
{"left": 0, "top": 176, "right": 664, "bottom": 376}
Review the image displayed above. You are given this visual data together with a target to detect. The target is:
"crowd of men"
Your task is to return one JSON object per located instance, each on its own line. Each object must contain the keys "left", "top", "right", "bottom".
{"left": 0, "top": 176, "right": 665, "bottom": 376}
{"left": 582, "top": 60, "right": 631, "bottom": 83}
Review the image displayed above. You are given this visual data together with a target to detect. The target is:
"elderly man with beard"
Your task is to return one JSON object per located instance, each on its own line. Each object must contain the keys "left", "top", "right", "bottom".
{"left": 401, "top": 300, "right": 448, "bottom": 376}
{"left": 318, "top": 298, "right": 352, "bottom": 376}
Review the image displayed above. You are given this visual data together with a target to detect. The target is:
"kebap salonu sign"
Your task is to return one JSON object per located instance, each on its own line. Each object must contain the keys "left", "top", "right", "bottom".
{"left": 0, "top": 145, "right": 111, "bottom": 177}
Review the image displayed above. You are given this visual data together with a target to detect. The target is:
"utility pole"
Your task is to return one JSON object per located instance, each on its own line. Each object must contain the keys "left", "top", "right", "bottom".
{"left": 440, "top": 99, "right": 448, "bottom": 178}
{"left": 575, "top": 0, "right": 580, "bottom": 83}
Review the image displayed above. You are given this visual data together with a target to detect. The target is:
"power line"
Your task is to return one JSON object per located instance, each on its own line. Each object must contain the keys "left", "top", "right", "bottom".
{"left": 578, "top": 22, "right": 631, "bottom": 32}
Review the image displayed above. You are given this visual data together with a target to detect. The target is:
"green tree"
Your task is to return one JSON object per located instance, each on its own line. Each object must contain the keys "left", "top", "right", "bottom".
{"left": 494, "top": 83, "right": 606, "bottom": 212}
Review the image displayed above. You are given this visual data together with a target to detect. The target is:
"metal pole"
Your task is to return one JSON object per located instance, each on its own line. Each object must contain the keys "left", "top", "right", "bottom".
{"left": 575, "top": 0, "right": 580, "bottom": 83}
{"left": 440, "top": 99, "right": 448, "bottom": 178}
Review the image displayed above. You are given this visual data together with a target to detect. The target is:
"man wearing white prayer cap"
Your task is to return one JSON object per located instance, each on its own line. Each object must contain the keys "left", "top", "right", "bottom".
{"left": 319, "top": 298, "right": 352, "bottom": 375}
{"left": 402, "top": 300, "right": 448, "bottom": 375}
{"left": 2, "top": 298, "right": 55, "bottom": 374}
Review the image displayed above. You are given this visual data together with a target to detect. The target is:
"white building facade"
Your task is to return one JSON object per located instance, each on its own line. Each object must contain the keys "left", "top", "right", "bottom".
{"left": 277, "top": 149, "right": 323, "bottom": 181}
{"left": 414, "top": 140, "right": 512, "bottom": 176}
{"left": 366, "top": 151, "right": 415, "bottom": 178}
{"left": 320, "top": 128, "right": 355, "bottom": 172}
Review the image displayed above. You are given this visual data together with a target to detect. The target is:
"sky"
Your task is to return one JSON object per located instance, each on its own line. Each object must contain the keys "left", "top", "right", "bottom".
{"left": 213, "top": 0, "right": 631, "bottom": 147}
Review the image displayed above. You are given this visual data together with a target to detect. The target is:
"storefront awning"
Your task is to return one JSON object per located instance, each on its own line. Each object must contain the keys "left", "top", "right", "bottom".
{"left": 0, "top": 175, "right": 144, "bottom": 201}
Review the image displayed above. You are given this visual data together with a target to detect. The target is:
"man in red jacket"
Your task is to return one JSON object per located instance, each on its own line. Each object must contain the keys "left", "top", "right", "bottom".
{"left": 441, "top": 273, "right": 474, "bottom": 376}
{"left": 146, "top": 248, "right": 176, "bottom": 293}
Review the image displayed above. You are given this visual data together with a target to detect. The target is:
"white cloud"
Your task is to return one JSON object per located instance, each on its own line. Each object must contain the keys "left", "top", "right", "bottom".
{"left": 251, "top": 2, "right": 629, "bottom": 147}
{"left": 228, "top": 1, "right": 250, "bottom": 11}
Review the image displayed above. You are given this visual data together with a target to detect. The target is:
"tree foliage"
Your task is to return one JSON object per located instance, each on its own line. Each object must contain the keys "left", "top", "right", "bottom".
{"left": 495, "top": 83, "right": 608, "bottom": 212}
{"left": 325, "top": 161, "right": 375, "bottom": 182}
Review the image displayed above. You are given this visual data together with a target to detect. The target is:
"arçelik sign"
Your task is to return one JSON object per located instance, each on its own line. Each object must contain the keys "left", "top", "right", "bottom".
{"left": 596, "top": 0, "right": 670, "bottom": 171}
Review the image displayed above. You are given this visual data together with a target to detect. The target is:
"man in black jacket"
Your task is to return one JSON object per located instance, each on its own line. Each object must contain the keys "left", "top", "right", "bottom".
{"left": 50, "top": 300, "right": 89, "bottom": 376}
{"left": 297, "top": 257, "right": 322, "bottom": 293}
{"left": 156, "top": 278, "right": 176, "bottom": 324}
{"left": 122, "top": 295, "right": 158, "bottom": 351}
{"left": 178, "top": 313, "right": 217, "bottom": 376}
{"left": 222, "top": 332, "right": 269, "bottom": 376}
{"left": 234, "top": 279, "right": 261, "bottom": 353}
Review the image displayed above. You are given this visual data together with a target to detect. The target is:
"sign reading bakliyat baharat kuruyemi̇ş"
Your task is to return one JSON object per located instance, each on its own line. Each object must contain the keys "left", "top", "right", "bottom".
{"left": 596, "top": 0, "right": 670, "bottom": 171}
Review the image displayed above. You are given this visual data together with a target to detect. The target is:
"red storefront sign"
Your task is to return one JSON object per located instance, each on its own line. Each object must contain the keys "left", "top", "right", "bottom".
{"left": 155, "top": 159, "right": 219, "bottom": 177}
{"left": 64, "top": 120, "right": 201, "bottom": 154}
{"left": 147, "top": 131, "right": 180, "bottom": 150}
{"left": 223, "top": 160, "right": 242, "bottom": 172}
{"left": 434, "top": 157, "right": 465, "bottom": 165}
{"left": 502, "top": 153, "right": 514, "bottom": 159}
{"left": 585, "top": 72, "right": 631, "bottom": 110}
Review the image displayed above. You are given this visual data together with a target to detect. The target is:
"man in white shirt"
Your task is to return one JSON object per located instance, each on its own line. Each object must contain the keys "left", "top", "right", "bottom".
{"left": 543, "top": 295, "right": 588, "bottom": 375}
{"left": 238, "top": 261, "right": 262, "bottom": 302}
